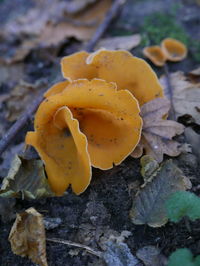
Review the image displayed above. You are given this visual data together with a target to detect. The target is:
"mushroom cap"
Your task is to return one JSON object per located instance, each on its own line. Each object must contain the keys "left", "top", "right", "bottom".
{"left": 161, "top": 38, "right": 187, "bottom": 62}
{"left": 143, "top": 46, "right": 167, "bottom": 67}
{"left": 44, "top": 80, "right": 69, "bottom": 98}
{"left": 34, "top": 79, "right": 142, "bottom": 170}
{"left": 61, "top": 49, "right": 163, "bottom": 106}
{"left": 26, "top": 106, "right": 91, "bottom": 196}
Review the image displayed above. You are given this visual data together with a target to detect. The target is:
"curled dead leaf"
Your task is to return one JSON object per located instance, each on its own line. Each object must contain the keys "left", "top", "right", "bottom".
{"left": 131, "top": 98, "right": 185, "bottom": 162}
{"left": 9, "top": 207, "right": 47, "bottom": 266}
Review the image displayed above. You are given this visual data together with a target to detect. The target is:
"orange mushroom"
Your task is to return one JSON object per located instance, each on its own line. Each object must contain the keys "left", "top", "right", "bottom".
{"left": 143, "top": 46, "right": 167, "bottom": 67}
{"left": 161, "top": 38, "right": 187, "bottom": 62}
{"left": 26, "top": 79, "right": 142, "bottom": 195}
{"left": 61, "top": 49, "right": 163, "bottom": 106}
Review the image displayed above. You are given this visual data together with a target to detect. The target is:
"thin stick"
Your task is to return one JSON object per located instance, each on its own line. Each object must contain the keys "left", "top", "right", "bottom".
{"left": 163, "top": 63, "right": 176, "bottom": 120}
{"left": 46, "top": 238, "right": 102, "bottom": 258}
{"left": 85, "top": 0, "right": 126, "bottom": 52}
{"left": 0, "top": 89, "right": 46, "bottom": 155}
{"left": 0, "top": 0, "right": 126, "bottom": 156}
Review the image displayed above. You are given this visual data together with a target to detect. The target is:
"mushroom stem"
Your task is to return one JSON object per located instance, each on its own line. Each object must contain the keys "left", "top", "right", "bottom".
{"left": 163, "top": 63, "right": 176, "bottom": 120}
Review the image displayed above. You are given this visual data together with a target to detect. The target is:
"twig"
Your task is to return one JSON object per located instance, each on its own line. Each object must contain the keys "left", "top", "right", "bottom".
{"left": 0, "top": 0, "right": 126, "bottom": 156}
{"left": 46, "top": 238, "right": 102, "bottom": 258}
{"left": 85, "top": 0, "right": 126, "bottom": 52}
{"left": 0, "top": 89, "right": 46, "bottom": 155}
{"left": 163, "top": 63, "right": 176, "bottom": 120}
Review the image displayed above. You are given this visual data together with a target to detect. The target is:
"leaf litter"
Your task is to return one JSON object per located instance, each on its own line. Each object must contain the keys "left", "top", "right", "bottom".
{"left": 96, "top": 34, "right": 141, "bottom": 51}
{"left": 160, "top": 70, "right": 200, "bottom": 125}
{"left": 130, "top": 158, "right": 191, "bottom": 227}
{"left": 0, "top": 155, "right": 55, "bottom": 199}
{"left": 9, "top": 207, "right": 48, "bottom": 266}
{"left": 131, "top": 98, "right": 185, "bottom": 162}
{"left": 0, "top": 0, "right": 112, "bottom": 64}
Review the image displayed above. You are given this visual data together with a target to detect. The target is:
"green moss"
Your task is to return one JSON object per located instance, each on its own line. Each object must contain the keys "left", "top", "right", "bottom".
{"left": 141, "top": 12, "right": 189, "bottom": 46}
{"left": 140, "top": 11, "right": 200, "bottom": 63}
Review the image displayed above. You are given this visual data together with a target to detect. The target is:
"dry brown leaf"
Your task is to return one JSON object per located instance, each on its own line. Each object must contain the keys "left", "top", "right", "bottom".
{"left": 9, "top": 207, "right": 47, "bottom": 266}
{"left": 130, "top": 159, "right": 191, "bottom": 227}
{"left": 131, "top": 98, "right": 185, "bottom": 163}
{"left": 5, "top": 79, "right": 46, "bottom": 122}
{"left": 160, "top": 71, "right": 200, "bottom": 125}
{"left": 188, "top": 67, "right": 200, "bottom": 84}
{"left": 64, "top": 0, "right": 98, "bottom": 14}
{"left": 0, "top": 0, "right": 111, "bottom": 63}
{"left": 39, "top": 0, "right": 111, "bottom": 44}
{"left": 96, "top": 34, "right": 141, "bottom": 50}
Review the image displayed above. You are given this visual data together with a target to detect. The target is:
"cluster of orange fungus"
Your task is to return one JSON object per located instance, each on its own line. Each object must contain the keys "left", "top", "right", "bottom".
{"left": 26, "top": 79, "right": 142, "bottom": 195}
{"left": 26, "top": 49, "right": 164, "bottom": 196}
{"left": 143, "top": 38, "right": 187, "bottom": 67}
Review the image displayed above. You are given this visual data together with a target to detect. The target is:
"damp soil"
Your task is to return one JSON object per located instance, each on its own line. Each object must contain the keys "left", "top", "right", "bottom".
{"left": 0, "top": 0, "right": 200, "bottom": 265}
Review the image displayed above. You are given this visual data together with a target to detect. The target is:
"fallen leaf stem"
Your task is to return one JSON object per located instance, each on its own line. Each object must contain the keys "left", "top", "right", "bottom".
{"left": 163, "top": 63, "right": 176, "bottom": 120}
{"left": 0, "top": 0, "right": 126, "bottom": 156}
{"left": 46, "top": 238, "right": 102, "bottom": 258}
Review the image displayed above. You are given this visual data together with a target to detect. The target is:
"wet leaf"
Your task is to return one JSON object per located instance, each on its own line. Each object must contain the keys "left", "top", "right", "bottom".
{"left": 131, "top": 98, "right": 184, "bottom": 162}
{"left": 96, "top": 34, "right": 141, "bottom": 50}
{"left": 130, "top": 159, "right": 191, "bottom": 227}
{"left": 9, "top": 207, "right": 48, "bottom": 266}
{"left": 0, "top": 155, "right": 55, "bottom": 199}
{"left": 160, "top": 71, "right": 200, "bottom": 125}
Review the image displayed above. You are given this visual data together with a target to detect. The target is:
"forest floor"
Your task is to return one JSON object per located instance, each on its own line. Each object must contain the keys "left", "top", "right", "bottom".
{"left": 0, "top": 0, "right": 200, "bottom": 265}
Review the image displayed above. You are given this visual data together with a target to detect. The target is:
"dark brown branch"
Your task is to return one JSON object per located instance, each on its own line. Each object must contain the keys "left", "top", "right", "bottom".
{"left": 85, "top": 0, "right": 126, "bottom": 52}
{"left": 163, "top": 63, "right": 176, "bottom": 120}
{"left": 0, "top": 0, "right": 126, "bottom": 156}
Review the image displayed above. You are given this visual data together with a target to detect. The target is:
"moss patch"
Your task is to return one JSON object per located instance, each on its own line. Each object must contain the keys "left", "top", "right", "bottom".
{"left": 141, "top": 12, "right": 189, "bottom": 46}
{"left": 141, "top": 12, "right": 200, "bottom": 63}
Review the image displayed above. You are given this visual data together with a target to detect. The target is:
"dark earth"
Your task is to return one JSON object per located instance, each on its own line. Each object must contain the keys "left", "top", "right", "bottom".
{"left": 0, "top": 0, "right": 200, "bottom": 265}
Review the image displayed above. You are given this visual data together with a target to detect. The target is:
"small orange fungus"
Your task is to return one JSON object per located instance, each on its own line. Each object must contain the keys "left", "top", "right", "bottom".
{"left": 26, "top": 78, "right": 142, "bottom": 195}
{"left": 61, "top": 49, "right": 163, "bottom": 106}
{"left": 143, "top": 46, "right": 167, "bottom": 67}
{"left": 161, "top": 38, "right": 187, "bottom": 62}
